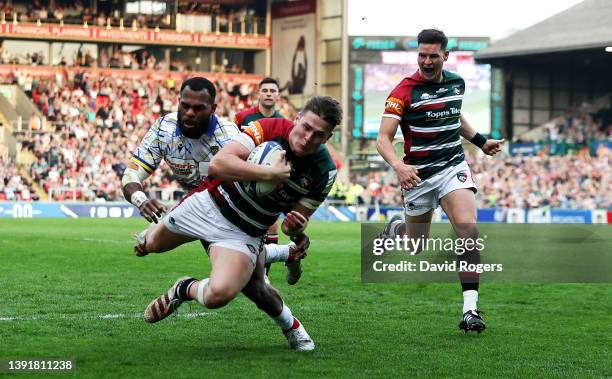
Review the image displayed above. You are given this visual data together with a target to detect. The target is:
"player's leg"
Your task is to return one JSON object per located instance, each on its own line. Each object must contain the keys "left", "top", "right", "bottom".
{"left": 439, "top": 165, "right": 484, "bottom": 333}
{"left": 142, "top": 188, "right": 256, "bottom": 320}
{"left": 242, "top": 247, "right": 315, "bottom": 351}
{"left": 189, "top": 246, "right": 255, "bottom": 308}
{"left": 379, "top": 180, "right": 436, "bottom": 253}
{"left": 144, "top": 245, "right": 255, "bottom": 322}
{"left": 263, "top": 222, "right": 279, "bottom": 275}
{"left": 264, "top": 241, "right": 304, "bottom": 285}
{"left": 134, "top": 221, "right": 196, "bottom": 256}
{"left": 262, "top": 221, "right": 304, "bottom": 285}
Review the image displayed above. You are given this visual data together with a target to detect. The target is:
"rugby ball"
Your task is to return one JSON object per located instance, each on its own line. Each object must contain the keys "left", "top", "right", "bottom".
{"left": 245, "top": 141, "right": 285, "bottom": 196}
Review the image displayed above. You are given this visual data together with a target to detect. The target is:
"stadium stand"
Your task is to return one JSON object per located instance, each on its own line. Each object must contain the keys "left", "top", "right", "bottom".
{"left": 0, "top": 67, "right": 297, "bottom": 201}
{"left": 337, "top": 139, "right": 610, "bottom": 210}
{"left": 1, "top": 0, "right": 266, "bottom": 33}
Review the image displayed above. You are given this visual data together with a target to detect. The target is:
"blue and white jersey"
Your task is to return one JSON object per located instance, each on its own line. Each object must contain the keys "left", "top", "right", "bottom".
{"left": 131, "top": 112, "right": 240, "bottom": 190}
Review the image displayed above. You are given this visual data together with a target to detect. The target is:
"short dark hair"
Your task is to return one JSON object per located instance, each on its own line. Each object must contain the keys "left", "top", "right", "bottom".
{"left": 417, "top": 29, "right": 448, "bottom": 50}
{"left": 259, "top": 77, "right": 279, "bottom": 89}
{"left": 180, "top": 77, "right": 217, "bottom": 102}
{"left": 302, "top": 95, "right": 343, "bottom": 129}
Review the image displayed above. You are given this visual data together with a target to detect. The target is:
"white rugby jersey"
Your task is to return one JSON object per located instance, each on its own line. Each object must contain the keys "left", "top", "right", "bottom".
{"left": 131, "top": 112, "right": 240, "bottom": 190}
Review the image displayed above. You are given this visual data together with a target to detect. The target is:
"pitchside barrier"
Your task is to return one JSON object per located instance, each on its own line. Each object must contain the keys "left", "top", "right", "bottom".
{"left": 0, "top": 202, "right": 610, "bottom": 224}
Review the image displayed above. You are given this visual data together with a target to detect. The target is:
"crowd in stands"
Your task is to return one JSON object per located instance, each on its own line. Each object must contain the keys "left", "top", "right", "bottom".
{"left": 326, "top": 103, "right": 611, "bottom": 210}
{"left": 0, "top": 158, "right": 39, "bottom": 201}
{"left": 328, "top": 171, "right": 402, "bottom": 207}
{"left": 468, "top": 150, "right": 609, "bottom": 210}
{"left": 0, "top": 46, "right": 196, "bottom": 72}
{"left": 523, "top": 102, "right": 612, "bottom": 151}
{"left": 328, "top": 146, "right": 610, "bottom": 210}
{"left": 1, "top": 0, "right": 264, "bottom": 32}
{"left": 1, "top": 69, "right": 296, "bottom": 201}
{"left": 1, "top": 64, "right": 609, "bottom": 209}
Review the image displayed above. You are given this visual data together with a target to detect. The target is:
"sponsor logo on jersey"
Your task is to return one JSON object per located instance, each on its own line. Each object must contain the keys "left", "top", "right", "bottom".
{"left": 244, "top": 121, "right": 264, "bottom": 145}
{"left": 436, "top": 87, "right": 449, "bottom": 94}
{"left": 454, "top": 87, "right": 461, "bottom": 95}
{"left": 406, "top": 201, "right": 425, "bottom": 211}
{"left": 420, "top": 93, "right": 436, "bottom": 100}
{"left": 167, "top": 159, "right": 197, "bottom": 178}
{"left": 385, "top": 97, "right": 404, "bottom": 113}
{"left": 457, "top": 171, "right": 467, "bottom": 183}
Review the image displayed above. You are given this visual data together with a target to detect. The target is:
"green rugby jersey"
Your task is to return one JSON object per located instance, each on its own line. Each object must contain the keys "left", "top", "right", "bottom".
{"left": 234, "top": 106, "right": 284, "bottom": 129}
{"left": 383, "top": 70, "right": 466, "bottom": 179}
{"left": 208, "top": 118, "right": 337, "bottom": 237}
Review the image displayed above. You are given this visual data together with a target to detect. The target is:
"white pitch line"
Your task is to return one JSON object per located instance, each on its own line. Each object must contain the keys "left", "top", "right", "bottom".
{"left": 78, "top": 238, "right": 133, "bottom": 244}
{"left": 0, "top": 311, "right": 211, "bottom": 322}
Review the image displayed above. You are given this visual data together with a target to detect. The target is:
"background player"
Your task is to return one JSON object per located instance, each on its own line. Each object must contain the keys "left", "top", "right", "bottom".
{"left": 376, "top": 29, "right": 504, "bottom": 333}
{"left": 234, "top": 77, "right": 284, "bottom": 126}
{"left": 140, "top": 95, "right": 342, "bottom": 351}
{"left": 235, "top": 77, "right": 302, "bottom": 283}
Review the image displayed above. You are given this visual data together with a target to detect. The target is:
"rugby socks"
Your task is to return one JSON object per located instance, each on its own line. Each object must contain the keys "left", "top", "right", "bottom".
{"left": 182, "top": 278, "right": 210, "bottom": 307}
{"left": 462, "top": 290, "right": 478, "bottom": 313}
{"left": 176, "top": 278, "right": 197, "bottom": 301}
{"left": 459, "top": 243, "right": 481, "bottom": 313}
{"left": 273, "top": 304, "right": 298, "bottom": 331}
{"left": 176, "top": 278, "right": 210, "bottom": 307}
{"left": 265, "top": 244, "right": 291, "bottom": 264}
{"left": 265, "top": 234, "right": 279, "bottom": 274}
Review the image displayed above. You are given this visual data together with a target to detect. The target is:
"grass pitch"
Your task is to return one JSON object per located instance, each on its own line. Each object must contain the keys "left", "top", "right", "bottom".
{"left": 0, "top": 219, "right": 610, "bottom": 378}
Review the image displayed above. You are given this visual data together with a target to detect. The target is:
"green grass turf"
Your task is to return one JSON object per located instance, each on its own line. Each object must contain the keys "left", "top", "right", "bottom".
{"left": 0, "top": 219, "right": 610, "bottom": 378}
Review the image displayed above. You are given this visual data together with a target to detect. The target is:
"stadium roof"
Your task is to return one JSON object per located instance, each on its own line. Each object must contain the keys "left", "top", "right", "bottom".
{"left": 475, "top": 0, "right": 612, "bottom": 60}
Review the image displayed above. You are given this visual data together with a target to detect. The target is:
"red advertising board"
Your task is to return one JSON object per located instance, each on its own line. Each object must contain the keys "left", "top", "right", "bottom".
{"left": 0, "top": 23, "right": 270, "bottom": 49}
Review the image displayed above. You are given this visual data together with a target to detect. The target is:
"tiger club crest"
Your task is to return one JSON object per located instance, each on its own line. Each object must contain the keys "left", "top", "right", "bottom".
{"left": 457, "top": 171, "right": 467, "bottom": 183}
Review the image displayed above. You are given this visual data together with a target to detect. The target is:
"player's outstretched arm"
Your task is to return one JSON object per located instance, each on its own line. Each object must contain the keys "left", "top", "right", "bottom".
{"left": 281, "top": 204, "right": 314, "bottom": 238}
{"left": 376, "top": 117, "right": 420, "bottom": 190}
{"left": 209, "top": 141, "right": 291, "bottom": 184}
{"left": 459, "top": 115, "right": 505, "bottom": 156}
{"left": 121, "top": 163, "right": 167, "bottom": 224}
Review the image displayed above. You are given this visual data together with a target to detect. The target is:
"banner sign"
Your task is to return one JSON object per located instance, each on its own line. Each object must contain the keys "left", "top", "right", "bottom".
{"left": 0, "top": 202, "right": 608, "bottom": 224}
{"left": 0, "top": 23, "right": 270, "bottom": 49}
{"left": 271, "top": 0, "right": 316, "bottom": 95}
{"left": 0, "top": 202, "right": 139, "bottom": 218}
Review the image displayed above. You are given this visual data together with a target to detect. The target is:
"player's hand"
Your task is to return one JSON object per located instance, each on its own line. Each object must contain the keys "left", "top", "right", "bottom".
{"left": 267, "top": 150, "right": 291, "bottom": 184}
{"left": 482, "top": 138, "right": 505, "bottom": 156}
{"left": 289, "top": 232, "right": 310, "bottom": 260}
{"left": 393, "top": 161, "right": 421, "bottom": 190}
{"left": 139, "top": 198, "right": 167, "bottom": 223}
{"left": 282, "top": 210, "right": 308, "bottom": 237}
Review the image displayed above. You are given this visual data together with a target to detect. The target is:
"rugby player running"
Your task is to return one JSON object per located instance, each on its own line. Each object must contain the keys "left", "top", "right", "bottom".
{"left": 376, "top": 29, "right": 504, "bottom": 333}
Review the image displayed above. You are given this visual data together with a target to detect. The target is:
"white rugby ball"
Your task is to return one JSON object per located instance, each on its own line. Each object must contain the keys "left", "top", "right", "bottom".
{"left": 245, "top": 141, "right": 285, "bottom": 196}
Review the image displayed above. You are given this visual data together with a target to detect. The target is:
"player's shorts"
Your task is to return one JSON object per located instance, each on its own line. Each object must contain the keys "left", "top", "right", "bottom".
{"left": 401, "top": 160, "right": 477, "bottom": 217}
{"left": 163, "top": 188, "right": 263, "bottom": 266}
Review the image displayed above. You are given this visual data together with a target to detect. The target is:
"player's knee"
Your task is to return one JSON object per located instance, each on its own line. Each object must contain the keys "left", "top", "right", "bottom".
{"left": 454, "top": 223, "right": 478, "bottom": 240}
{"left": 204, "top": 282, "right": 237, "bottom": 308}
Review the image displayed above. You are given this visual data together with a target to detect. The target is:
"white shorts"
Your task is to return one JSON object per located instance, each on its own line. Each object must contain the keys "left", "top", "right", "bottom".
{"left": 402, "top": 160, "right": 477, "bottom": 216}
{"left": 163, "top": 189, "right": 263, "bottom": 266}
